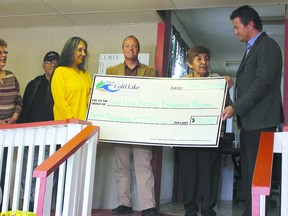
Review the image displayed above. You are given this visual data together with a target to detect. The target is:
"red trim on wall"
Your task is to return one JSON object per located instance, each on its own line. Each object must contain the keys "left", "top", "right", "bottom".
{"left": 155, "top": 11, "right": 171, "bottom": 77}
{"left": 155, "top": 23, "right": 165, "bottom": 77}
{"left": 152, "top": 11, "right": 172, "bottom": 208}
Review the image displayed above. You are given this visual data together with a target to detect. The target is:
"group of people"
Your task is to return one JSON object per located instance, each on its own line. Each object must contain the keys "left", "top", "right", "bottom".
{"left": 0, "top": 4, "right": 285, "bottom": 216}
{"left": 0, "top": 36, "right": 92, "bottom": 211}
{"left": 0, "top": 36, "right": 92, "bottom": 125}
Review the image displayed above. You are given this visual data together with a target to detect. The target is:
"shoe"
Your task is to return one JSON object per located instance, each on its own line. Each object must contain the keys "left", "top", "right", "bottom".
{"left": 201, "top": 209, "right": 216, "bottom": 216}
{"left": 141, "top": 208, "right": 162, "bottom": 216}
{"left": 112, "top": 205, "right": 133, "bottom": 215}
{"left": 185, "top": 213, "right": 197, "bottom": 216}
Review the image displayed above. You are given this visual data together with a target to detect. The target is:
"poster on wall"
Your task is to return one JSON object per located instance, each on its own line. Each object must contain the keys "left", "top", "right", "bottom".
{"left": 98, "top": 53, "right": 150, "bottom": 74}
{"left": 86, "top": 75, "right": 228, "bottom": 147}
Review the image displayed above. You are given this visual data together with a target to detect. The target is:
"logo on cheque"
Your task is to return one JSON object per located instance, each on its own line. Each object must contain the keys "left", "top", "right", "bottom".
{"left": 95, "top": 81, "right": 120, "bottom": 93}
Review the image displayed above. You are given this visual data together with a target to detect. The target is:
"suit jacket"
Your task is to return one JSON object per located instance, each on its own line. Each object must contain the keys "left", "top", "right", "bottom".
{"left": 232, "top": 32, "right": 285, "bottom": 131}
{"left": 106, "top": 62, "right": 158, "bottom": 77}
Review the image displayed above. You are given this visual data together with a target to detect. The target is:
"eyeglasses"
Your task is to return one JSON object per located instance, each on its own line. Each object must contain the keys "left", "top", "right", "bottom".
{"left": 0, "top": 51, "right": 8, "bottom": 55}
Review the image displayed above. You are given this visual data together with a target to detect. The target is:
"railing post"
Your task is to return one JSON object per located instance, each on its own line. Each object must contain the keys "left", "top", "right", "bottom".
{"left": 36, "top": 178, "right": 47, "bottom": 215}
{"left": 281, "top": 132, "right": 288, "bottom": 215}
{"left": 260, "top": 195, "right": 266, "bottom": 216}
{"left": 252, "top": 132, "right": 274, "bottom": 216}
{"left": 81, "top": 132, "right": 98, "bottom": 215}
{"left": 252, "top": 194, "right": 260, "bottom": 216}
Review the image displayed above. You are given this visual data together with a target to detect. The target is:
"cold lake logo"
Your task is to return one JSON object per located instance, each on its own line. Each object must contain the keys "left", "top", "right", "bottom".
{"left": 96, "top": 80, "right": 141, "bottom": 93}
{"left": 95, "top": 81, "right": 119, "bottom": 92}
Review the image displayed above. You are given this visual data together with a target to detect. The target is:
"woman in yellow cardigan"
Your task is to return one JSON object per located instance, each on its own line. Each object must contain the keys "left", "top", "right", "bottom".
{"left": 51, "top": 37, "right": 92, "bottom": 120}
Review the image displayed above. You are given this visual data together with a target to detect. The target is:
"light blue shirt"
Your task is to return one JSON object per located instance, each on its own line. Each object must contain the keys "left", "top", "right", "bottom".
{"left": 246, "top": 32, "right": 262, "bottom": 55}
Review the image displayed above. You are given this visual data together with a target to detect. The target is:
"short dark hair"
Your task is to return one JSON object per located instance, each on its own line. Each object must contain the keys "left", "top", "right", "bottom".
{"left": 230, "top": 5, "right": 263, "bottom": 31}
{"left": 57, "top": 36, "right": 88, "bottom": 71}
{"left": 0, "top": 38, "right": 8, "bottom": 47}
{"left": 122, "top": 35, "right": 140, "bottom": 50}
{"left": 186, "top": 45, "right": 211, "bottom": 65}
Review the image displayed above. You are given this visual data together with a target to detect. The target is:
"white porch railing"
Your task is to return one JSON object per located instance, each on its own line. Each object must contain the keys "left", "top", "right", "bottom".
{"left": 0, "top": 119, "right": 99, "bottom": 216}
{"left": 252, "top": 130, "right": 288, "bottom": 216}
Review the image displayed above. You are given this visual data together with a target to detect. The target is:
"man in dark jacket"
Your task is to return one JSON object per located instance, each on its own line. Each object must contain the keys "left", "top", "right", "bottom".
{"left": 17, "top": 51, "right": 59, "bottom": 211}
{"left": 221, "top": 5, "right": 284, "bottom": 216}
{"left": 18, "top": 51, "right": 59, "bottom": 123}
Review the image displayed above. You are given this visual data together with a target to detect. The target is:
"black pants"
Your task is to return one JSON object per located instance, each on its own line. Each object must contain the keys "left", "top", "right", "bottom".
{"left": 177, "top": 144, "right": 222, "bottom": 216}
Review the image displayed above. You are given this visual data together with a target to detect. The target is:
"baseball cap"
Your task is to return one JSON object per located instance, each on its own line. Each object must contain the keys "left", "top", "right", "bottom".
{"left": 43, "top": 51, "right": 60, "bottom": 62}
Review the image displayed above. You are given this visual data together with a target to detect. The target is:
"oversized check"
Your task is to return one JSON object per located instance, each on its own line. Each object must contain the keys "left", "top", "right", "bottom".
{"left": 86, "top": 75, "right": 228, "bottom": 147}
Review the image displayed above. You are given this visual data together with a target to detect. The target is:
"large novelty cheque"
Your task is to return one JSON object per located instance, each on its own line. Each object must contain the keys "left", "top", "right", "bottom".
{"left": 86, "top": 75, "right": 228, "bottom": 147}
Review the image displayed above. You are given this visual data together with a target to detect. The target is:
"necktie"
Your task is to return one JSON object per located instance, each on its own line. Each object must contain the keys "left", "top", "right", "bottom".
{"left": 246, "top": 42, "right": 252, "bottom": 56}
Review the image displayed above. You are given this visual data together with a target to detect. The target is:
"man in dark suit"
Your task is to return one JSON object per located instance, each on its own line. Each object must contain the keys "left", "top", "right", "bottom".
{"left": 106, "top": 35, "right": 160, "bottom": 216}
{"left": 221, "top": 5, "right": 285, "bottom": 216}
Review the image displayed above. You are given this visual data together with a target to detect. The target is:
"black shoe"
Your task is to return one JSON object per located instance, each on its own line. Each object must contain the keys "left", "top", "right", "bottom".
{"left": 201, "top": 209, "right": 216, "bottom": 216}
{"left": 185, "top": 213, "right": 197, "bottom": 216}
{"left": 141, "top": 208, "right": 162, "bottom": 216}
{"left": 112, "top": 205, "right": 133, "bottom": 215}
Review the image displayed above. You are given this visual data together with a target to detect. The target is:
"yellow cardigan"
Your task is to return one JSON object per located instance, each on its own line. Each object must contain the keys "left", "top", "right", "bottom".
{"left": 51, "top": 66, "right": 92, "bottom": 120}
